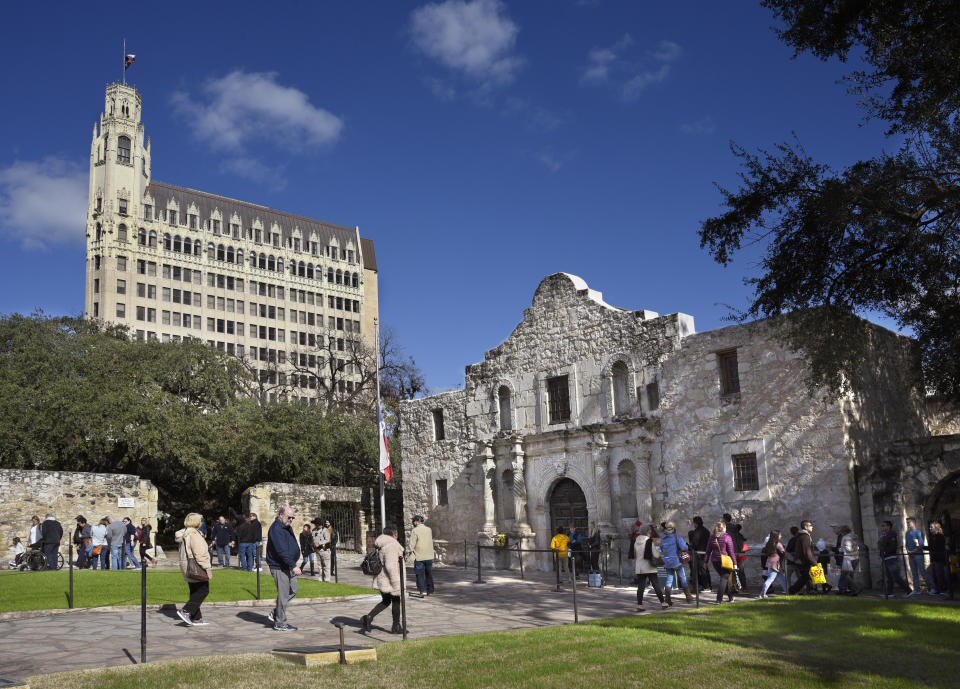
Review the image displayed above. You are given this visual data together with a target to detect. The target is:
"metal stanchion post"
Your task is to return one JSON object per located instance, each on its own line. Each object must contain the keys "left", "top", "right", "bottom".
{"left": 618, "top": 548, "right": 623, "bottom": 587}
{"left": 692, "top": 549, "right": 700, "bottom": 608}
{"left": 256, "top": 547, "right": 261, "bottom": 601}
{"left": 555, "top": 551, "right": 561, "bottom": 592}
{"left": 332, "top": 542, "right": 338, "bottom": 584}
{"left": 399, "top": 556, "right": 408, "bottom": 641}
{"left": 517, "top": 543, "right": 524, "bottom": 581}
{"left": 140, "top": 558, "right": 147, "bottom": 664}
{"left": 880, "top": 557, "right": 887, "bottom": 598}
{"left": 476, "top": 544, "right": 482, "bottom": 583}
{"left": 68, "top": 544, "right": 74, "bottom": 609}
{"left": 464, "top": 540, "right": 468, "bottom": 569}
{"left": 571, "top": 554, "right": 579, "bottom": 624}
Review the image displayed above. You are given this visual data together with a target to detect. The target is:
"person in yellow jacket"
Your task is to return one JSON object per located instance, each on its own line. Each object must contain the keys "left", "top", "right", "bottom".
{"left": 550, "top": 526, "right": 571, "bottom": 573}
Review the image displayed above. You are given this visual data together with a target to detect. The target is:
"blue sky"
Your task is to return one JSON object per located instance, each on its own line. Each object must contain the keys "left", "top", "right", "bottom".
{"left": 0, "top": 1, "right": 893, "bottom": 392}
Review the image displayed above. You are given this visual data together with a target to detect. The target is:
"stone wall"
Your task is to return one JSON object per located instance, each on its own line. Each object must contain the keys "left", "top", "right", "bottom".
{"left": 242, "top": 482, "right": 369, "bottom": 553}
{"left": 0, "top": 469, "right": 157, "bottom": 564}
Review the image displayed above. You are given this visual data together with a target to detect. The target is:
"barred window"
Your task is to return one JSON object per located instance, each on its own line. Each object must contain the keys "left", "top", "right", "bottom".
{"left": 718, "top": 349, "right": 740, "bottom": 396}
{"left": 547, "top": 375, "right": 571, "bottom": 424}
{"left": 432, "top": 409, "right": 445, "bottom": 441}
{"left": 732, "top": 452, "right": 759, "bottom": 491}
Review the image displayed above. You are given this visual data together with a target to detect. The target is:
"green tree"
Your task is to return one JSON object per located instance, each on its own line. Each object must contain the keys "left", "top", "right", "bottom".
{"left": 700, "top": 1, "right": 960, "bottom": 400}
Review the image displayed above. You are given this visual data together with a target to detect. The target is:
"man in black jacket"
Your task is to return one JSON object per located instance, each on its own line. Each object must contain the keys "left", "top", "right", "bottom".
{"left": 878, "top": 520, "right": 912, "bottom": 598}
{"left": 688, "top": 516, "right": 711, "bottom": 591}
{"left": 788, "top": 520, "right": 818, "bottom": 594}
{"left": 236, "top": 512, "right": 262, "bottom": 572}
{"left": 40, "top": 513, "right": 63, "bottom": 570}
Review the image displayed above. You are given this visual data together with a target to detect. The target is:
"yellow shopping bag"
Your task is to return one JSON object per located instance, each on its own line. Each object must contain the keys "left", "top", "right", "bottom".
{"left": 809, "top": 563, "right": 827, "bottom": 585}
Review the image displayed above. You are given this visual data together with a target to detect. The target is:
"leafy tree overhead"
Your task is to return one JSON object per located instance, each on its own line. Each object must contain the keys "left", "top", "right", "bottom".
{"left": 700, "top": 0, "right": 960, "bottom": 400}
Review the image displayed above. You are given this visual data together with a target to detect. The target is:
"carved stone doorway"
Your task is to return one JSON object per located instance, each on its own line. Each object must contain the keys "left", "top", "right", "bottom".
{"left": 549, "top": 478, "right": 588, "bottom": 535}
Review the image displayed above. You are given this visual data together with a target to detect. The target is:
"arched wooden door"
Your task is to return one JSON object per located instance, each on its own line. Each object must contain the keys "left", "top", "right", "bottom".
{"left": 549, "top": 478, "right": 588, "bottom": 535}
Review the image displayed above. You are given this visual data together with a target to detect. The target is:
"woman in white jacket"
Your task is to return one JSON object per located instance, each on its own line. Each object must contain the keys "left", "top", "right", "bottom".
{"left": 360, "top": 526, "right": 407, "bottom": 634}
{"left": 635, "top": 525, "right": 667, "bottom": 611}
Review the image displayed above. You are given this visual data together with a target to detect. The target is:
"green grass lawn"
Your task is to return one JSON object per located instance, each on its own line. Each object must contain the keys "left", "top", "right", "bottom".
{"left": 0, "top": 569, "right": 370, "bottom": 612}
{"left": 25, "top": 598, "right": 960, "bottom": 689}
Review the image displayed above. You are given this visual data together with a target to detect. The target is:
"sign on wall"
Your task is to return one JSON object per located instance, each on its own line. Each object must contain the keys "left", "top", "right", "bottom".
{"left": 117, "top": 497, "right": 135, "bottom": 508}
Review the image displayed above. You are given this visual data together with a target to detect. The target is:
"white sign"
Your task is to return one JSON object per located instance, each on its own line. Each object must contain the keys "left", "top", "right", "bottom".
{"left": 117, "top": 497, "right": 135, "bottom": 508}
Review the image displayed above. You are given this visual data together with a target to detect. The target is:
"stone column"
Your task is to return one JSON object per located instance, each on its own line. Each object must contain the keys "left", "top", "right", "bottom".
{"left": 591, "top": 431, "right": 614, "bottom": 532}
{"left": 478, "top": 442, "right": 497, "bottom": 535}
{"left": 510, "top": 438, "right": 532, "bottom": 534}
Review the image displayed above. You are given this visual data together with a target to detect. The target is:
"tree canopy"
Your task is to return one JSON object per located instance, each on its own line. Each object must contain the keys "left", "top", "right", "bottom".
{"left": 700, "top": 0, "right": 960, "bottom": 400}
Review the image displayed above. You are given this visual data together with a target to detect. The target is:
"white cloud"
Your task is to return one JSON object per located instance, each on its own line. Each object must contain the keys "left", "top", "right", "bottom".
{"left": 410, "top": 0, "right": 523, "bottom": 88}
{"left": 0, "top": 157, "right": 87, "bottom": 250}
{"left": 580, "top": 36, "right": 682, "bottom": 101}
{"left": 219, "top": 157, "right": 287, "bottom": 190}
{"left": 680, "top": 116, "right": 716, "bottom": 135}
{"left": 172, "top": 71, "right": 343, "bottom": 152}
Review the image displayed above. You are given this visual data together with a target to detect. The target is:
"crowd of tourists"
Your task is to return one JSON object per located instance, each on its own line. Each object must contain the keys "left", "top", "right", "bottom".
{"left": 9, "top": 513, "right": 157, "bottom": 570}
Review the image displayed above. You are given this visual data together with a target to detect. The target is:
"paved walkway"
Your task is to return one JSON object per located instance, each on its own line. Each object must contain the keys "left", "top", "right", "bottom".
{"left": 1, "top": 561, "right": 952, "bottom": 680}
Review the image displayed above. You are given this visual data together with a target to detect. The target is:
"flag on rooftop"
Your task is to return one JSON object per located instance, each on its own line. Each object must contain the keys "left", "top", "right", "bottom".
{"left": 124, "top": 54, "right": 136, "bottom": 69}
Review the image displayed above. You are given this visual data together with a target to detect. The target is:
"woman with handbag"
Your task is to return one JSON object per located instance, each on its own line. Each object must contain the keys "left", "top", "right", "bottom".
{"left": 635, "top": 525, "right": 667, "bottom": 612}
{"left": 176, "top": 513, "right": 213, "bottom": 626}
{"left": 759, "top": 530, "right": 790, "bottom": 598}
{"left": 659, "top": 521, "right": 694, "bottom": 604}
{"left": 703, "top": 521, "right": 738, "bottom": 604}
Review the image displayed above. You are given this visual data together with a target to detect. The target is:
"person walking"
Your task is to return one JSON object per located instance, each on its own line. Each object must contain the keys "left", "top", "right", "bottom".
{"left": 835, "top": 525, "right": 860, "bottom": 595}
{"left": 408, "top": 515, "right": 435, "bottom": 597}
{"left": 313, "top": 518, "right": 335, "bottom": 582}
{"left": 211, "top": 516, "right": 236, "bottom": 568}
{"left": 550, "top": 526, "right": 571, "bottom": 574}
{"left": 634, "top": 525, "right": 667, "bottom": 611}
{"left": 122, "top": 517, "right": 141, "bottom": 569}
{"left": 138, "top": 518, "right": 158, "bottom": 567}
{"left": 587, "top": 522, "right": 602, "bottom": 572}
{"left": 298, "top": 524, "right": 315, "bottom": 573}
{"left": 759, "top": 530, "right": 790, "bottom": 598}
{"left": 235, "top": 512, "right": 262, "bottom": 572}
{"left": 904, "top": 518, "right": 937, "bottom": 595}
{"left": 703, "top": 521, "right": 738, "bottom": 604}
{"left": 176, "top": 513, "right": 212, "bottom": 626}
{"left": 927, "top": 522, "right": 949, "bottom": 596}
{"left": 659, "top": 521, "right": 694, "bottom": 604}
{"left": 72, "top": 516, "right": 92, "bottom": 569}
{"left": 360, "top": 525, "right": 407, "bottom": 634}
{"left": 788, "top": 520, "right": 818, "bottom": 594}
{"left": 90, "top": 517, "right": 108, "bottom": 570}
{"left": 878, "top": 520, "right": 912, "bottom": 598}
{"left": 266, "top": 505, "right": 302, "bottom": 632}
{"left": 688, "top": 516, "right": 711, "bottom": 592}
{"left": 39, "top": 513, "right": 63, "bottom": 570}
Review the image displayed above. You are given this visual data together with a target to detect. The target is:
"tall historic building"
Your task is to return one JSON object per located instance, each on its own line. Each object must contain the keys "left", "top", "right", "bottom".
{"left": 400, "top": 273, "right": 960, "bottom": 580}
{"left": 84, "top": 82, "right": 378, "bottom": 403}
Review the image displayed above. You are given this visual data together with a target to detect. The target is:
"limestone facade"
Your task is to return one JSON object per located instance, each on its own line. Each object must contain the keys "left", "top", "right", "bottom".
{"left": 400, "top": 273, "right": 931, "bottom": 574}
{"left": 0, "top": 469, "right": 157, "bottom": 562}
{"left": 84, "top": 82, "right": 379, "bottom": 404}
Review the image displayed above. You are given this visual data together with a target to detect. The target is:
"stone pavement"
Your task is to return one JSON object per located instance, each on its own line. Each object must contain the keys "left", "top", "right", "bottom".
{"left": 1, "top": 561, "right": 950, "bottom": 680}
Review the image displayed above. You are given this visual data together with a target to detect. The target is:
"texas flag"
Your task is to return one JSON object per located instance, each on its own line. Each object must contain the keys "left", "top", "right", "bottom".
{"left": 124, "top": 54, "right": 136, "bottom": 69}
{"left": 378, "top": 407, "right": 393, "bottom": 483}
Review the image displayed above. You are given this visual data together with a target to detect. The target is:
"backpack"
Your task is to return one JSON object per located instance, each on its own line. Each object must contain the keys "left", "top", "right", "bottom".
{"left": 360, "top": 546, "right": 382, "bottom": 576}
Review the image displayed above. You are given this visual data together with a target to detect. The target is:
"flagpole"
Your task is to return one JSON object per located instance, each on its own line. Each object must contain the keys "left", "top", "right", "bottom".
{"left": 375, "top": 317, "right": 386, "bottom": 531}
{"left": 122, "top": 38, "right": 126, "bottom": 85}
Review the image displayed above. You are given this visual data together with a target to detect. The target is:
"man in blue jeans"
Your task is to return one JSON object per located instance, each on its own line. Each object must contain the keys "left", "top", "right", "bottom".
{"left": 878, "top": 520, "right": 912, "bottom": 598}
{"left": 408, "top": 515, "right": 435, "bottom": 597}
{"left": 105, "top": 515, "right": 126, "bottom": 570}
{"left": 904, "top": 518, "right": 937, "bottom": 595}
{"left": 122, "top": 517, "right": 140, "bottom": 569}
{"left": 211, "top": 515, "right": 236, "bottom": 567}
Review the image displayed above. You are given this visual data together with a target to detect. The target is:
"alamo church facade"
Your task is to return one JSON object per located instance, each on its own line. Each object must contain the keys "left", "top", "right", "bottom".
{"left": 399, "top": 273, "right": 960, "bottom": 575}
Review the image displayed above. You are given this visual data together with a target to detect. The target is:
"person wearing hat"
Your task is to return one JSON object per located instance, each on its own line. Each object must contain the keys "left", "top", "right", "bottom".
{"left": 408, "top": 515, "right": 435, "bottom": 596}
{"left": 312, "top": 518, "right": 335, "bottom": 582}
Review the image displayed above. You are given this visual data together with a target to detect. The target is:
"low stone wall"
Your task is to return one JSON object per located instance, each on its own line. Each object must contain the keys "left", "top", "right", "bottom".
{"left": 242, "top": 482, "right": 370, "bottom": 553}
{"left": 0, "top": 469, "right": 157, "bottom": 564}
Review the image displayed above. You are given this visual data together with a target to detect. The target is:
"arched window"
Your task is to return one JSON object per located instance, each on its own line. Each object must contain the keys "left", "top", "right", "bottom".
{"left": 226, "top": 246, "right": 234, "bottom": 263}
{"left": 335, "top": 269, "right": 342, "bottom": 284}
{"left": 352, "top": 272, "right": 359, "bottom": 288}
{"left": 249, "top": 252, "right": 257, "bottom": 268}
{"left": 258, "top": 253, "right": 266, "bottom": 270}
{"left": 617, "top": 460, "right": 638, "bottom": 519}
{"left": 501, "top": 469, "right": 516, "bottom": 521}
{"left": 268, "top": 255, "right": 276, "bottom": 272}
{"left": 277, "top": 258, "right": 284, "bottom": 272}
{"left": 236, "top": 249, "right": 243, "bottom": 263}
{"left": 138, "top": 227, "right": 147, "bottom": 246}
{"left": 193, "top": 239, "right": 201, "bottom": 256}
{"left": 148, "top": 230, "right": 157, "bottom": 248}
{"left": 298, "top": 261, "right": 305, "bottom": 277}
{"left": 498, "top": 386, "right": 512, "bottom": 431}
{"left": 117, "top": 135, "right": 131, "bottom": 164}
{"left": 306, "top": 263, "right": 314, "bottom": 279}
{"left": 163, "top": 233, "right": 171, "bottom": 250}
{"left": 207, "top": 242, "right": 215, "bottom": 260}
{"left": 327, "top": 267, "right": 334, "bottom": 282}
{"left": 612, "top": 361, "right": 630, "bottom": 415}
{"left": 173, "top": 235, "right": 181, "bottom": 252}
{"left": 217, "top": 244, "right": 225, "bottom": 261}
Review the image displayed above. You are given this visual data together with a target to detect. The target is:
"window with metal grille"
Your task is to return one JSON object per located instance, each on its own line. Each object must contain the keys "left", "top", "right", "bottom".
{"left": 718, "top": 349, "right": 740, "bottom": 396}
{"left": 548, "top": 375, "right": 571, "bottom": 424}
{"left": 732, "top": 452, "right": 759, "bottom": 491}
{"left": 432, "top": 409, "right": 445, "bottom": 441}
